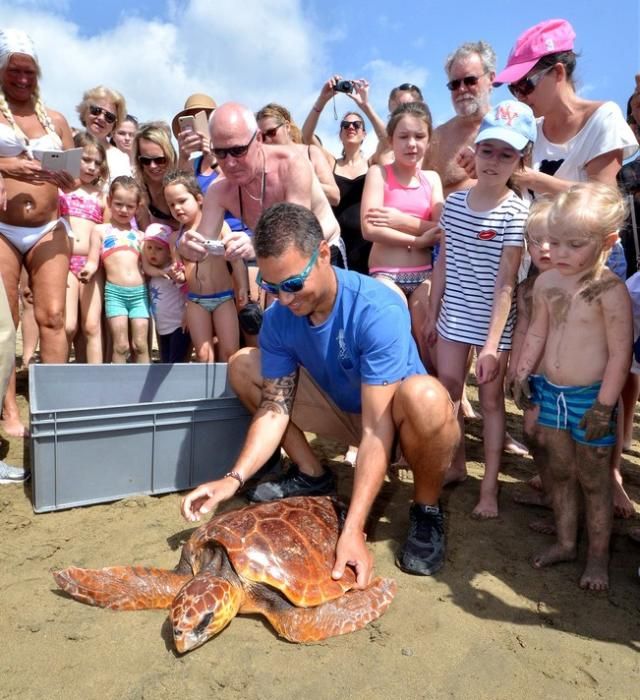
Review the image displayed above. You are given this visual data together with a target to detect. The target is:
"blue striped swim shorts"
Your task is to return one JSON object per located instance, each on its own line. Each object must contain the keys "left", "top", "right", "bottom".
{"left": 530, "top": 374, "right": 616, "bottom": 447}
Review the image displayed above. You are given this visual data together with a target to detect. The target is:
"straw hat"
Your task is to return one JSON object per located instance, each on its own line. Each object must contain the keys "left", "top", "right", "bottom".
{"left": 171, "top": 93, "right": 217, "bottom": 137}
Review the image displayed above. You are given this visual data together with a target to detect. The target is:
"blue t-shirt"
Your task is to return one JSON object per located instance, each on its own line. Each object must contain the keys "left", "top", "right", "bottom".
{"left": 260, "top": 267, "right": 426, "bottom": 413}
{"left": 194, "top": 157, "right": 245, "bottom": 233}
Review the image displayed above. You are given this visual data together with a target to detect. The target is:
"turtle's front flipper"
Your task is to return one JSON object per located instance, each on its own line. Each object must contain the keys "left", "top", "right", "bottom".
{"left": 249, "top": 576, "right": 397, "bottom": 643}
{"left": 53, "top": 566, "right": 192, "bottom": 610}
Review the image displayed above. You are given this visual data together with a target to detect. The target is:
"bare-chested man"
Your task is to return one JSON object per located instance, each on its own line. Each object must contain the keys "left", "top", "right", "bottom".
{"left": 181, "top": 102, "right": 344, "bottom": 267}
{"left": 423, "top": 41, "right": 495, "bottom": 196}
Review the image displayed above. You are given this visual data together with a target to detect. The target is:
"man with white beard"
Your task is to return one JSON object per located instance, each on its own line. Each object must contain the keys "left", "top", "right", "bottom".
{"left": 423, "top": 42, "right": 495, "bottom": 196}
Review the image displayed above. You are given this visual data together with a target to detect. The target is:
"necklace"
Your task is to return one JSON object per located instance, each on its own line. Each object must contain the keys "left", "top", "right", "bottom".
{"left": 242, "top": 150, "right": 267, "bottom": 204}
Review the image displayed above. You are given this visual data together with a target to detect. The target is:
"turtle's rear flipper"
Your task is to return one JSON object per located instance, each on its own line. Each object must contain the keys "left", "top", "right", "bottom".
{"left": 253, "top": 576, "right": 397, "bottom": 643}
{"left": 53, "top": 566, "right": 191, "bottom": 610}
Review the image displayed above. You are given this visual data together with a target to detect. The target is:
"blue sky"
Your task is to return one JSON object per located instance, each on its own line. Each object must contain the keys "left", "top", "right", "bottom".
{"left": 2, "top": 0, "right": 638, "bottom": 156}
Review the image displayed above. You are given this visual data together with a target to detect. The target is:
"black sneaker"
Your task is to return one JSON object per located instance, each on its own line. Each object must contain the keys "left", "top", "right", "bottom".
{"left": 245, "top": 463, "right": 336, "bottom": 503}
{"left": 395, "top": 503, "right": 445, "bottom": 576}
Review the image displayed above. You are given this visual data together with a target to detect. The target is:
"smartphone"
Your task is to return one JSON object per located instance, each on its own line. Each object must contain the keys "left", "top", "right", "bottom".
{"left": 34, "top": 148, "right": 83, "bottom": 178}
{"left": 178, "top": 115, "right": 196, "bottom": 133}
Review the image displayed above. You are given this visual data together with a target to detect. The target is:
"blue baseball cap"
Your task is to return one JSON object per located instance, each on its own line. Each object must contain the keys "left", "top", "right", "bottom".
{"left": 474, "top": 100, "right": 537, "bottom": 151}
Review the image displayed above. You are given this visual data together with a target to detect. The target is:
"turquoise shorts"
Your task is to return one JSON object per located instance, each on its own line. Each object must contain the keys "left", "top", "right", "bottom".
{"left": 187, "top": 289, "right": 234, "bottom": 313}
{"left": 105, "top": 281, "right": 150, "bottom": 319}
{"left": 530, "top": 374, "right": 616, "bottom": 447}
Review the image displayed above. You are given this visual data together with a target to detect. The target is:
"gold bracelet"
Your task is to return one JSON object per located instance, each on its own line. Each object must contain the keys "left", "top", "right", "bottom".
{"left": 224, "top": 471, "right": 245, "bottom": 488}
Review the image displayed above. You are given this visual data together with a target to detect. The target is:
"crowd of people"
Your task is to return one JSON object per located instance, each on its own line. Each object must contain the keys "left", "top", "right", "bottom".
{"left": 1, "top": 18, "right": 640, "bottom": 593}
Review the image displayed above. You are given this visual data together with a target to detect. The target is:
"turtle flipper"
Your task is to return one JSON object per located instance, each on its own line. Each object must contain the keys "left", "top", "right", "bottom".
{"left": 251, "top": 576, "right": 397, "bottom": 643}
{"left": 53, "top": 566, "right": 192, "bottom": 610}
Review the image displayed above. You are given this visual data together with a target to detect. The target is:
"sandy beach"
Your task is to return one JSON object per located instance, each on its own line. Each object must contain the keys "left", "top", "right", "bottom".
{"left": 1, "top": 366, "right": 639, "bottom": 700}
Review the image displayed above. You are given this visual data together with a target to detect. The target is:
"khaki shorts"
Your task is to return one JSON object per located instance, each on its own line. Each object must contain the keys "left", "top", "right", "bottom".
{"left": 292, "top": 368, "right": 362, "bottom": 446}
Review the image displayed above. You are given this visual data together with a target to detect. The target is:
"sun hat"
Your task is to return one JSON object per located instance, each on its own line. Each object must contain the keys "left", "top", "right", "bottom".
{"left": 0, "top": 28, "right": 37, "bottom": 65}
{"left": 171, "top": 93, "right": 217, "bottom": 138}
{"left": 143, "top": 223, "right": 173, "bottom": 248}
{"left": 494, "top": 19, "right": 576, "bottom": 86}
{"left": 474, "top": 100, "right": 537, "bottom": 151}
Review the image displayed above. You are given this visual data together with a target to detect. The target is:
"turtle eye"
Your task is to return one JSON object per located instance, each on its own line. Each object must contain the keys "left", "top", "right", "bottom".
{"left": 194, "top": 612, "right": 213, "bottom": 635}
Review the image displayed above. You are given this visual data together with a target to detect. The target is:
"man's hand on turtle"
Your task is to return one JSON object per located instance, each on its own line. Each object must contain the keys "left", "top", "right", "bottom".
{"left": 332, "top": 529, "right": 373, "bottom": 590}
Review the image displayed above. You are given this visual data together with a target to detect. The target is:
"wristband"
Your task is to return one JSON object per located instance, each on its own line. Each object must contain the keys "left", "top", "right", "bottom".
{"left": 312, "top": 104, "right": 323, "bottom": 113}
{"left": 224, "top": 471, "right": 245, "bottom": 488}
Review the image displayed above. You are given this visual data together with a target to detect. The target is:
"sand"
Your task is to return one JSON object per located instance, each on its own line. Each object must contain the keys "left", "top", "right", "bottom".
{"left": 1, "top": 367, "right": 640, "bottom": 700}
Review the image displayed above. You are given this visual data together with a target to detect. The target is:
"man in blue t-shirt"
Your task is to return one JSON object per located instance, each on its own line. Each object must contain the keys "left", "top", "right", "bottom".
{"left": 181, "top": 203, "right": 459, "bottom": 582}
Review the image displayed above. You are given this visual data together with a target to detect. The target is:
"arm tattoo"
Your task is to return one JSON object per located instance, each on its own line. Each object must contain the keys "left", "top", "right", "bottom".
{"left": 260, "top": 371, "right": 298, "bottom": 415}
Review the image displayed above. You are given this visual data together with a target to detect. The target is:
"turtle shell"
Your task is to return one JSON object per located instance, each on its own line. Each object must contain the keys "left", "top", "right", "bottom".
{"left": 189, "top": 496, "right": 356, "bottom": 607}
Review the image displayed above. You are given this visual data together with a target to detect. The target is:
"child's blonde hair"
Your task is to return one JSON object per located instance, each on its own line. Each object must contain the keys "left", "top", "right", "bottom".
{"left": 548, "top": 183, "right": 627, "bottom": 240}
{"left": 525, "top": 196, "right": 553, "bottom": 239}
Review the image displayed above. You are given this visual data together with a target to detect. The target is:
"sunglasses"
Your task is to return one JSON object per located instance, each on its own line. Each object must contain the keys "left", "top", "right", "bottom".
{"left": 213, "top": 131, "right": 257, "bottom": 160}
{"left": 256, "top": 247, "right": 319, "bottom": 295}
{"left": 340, "top": 120, "right": 364, "bottom": 131}
{"left": 446, "top": 71, "right": 488, "bottom": 91}
{"left": 396, "top": 83, "right": 423, "bottom": 97}
{"left": 508, "top": 65, "right": 554, "bottom": 98}
{"left": 261, "top": 123, "right": 284, "bottom": 139}
{"left": 89, "top": 104, "right": 117, "bottom": 124}
{"left": 138, "top": 155, "right": 168, "bottom": 167}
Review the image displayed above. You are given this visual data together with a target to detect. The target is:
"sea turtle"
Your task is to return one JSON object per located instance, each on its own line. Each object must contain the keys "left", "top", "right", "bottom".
{"left": 53, "top": 496, "right": 396, "bottom": 653}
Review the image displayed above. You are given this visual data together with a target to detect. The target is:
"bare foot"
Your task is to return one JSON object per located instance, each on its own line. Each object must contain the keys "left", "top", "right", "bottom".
{"left": 612, "top": 478, "right": 636, "bottom": 519}
{"left": 531, "top": 543, "right": 576, "bottom": 569}
{"left": 461, "top": 395, "right": 480, "bottom": 421}
{"left": 529, "top": 518, "right": 556, "bottom": 535}
{"left": 443, "top": 467, "right": 467, "bottom": 486}
{"left": 0, "top": 416, "right": 29, "bottom": 438}
{"left": 503, "top": 432, "right": 529, "bottom": 456}
{"left": 579, "top": 555, "right": 609, "bottom": 591}
{"left": 513, "top": 487, "right": 550, "bottom": 508}
{"left": 471, "top": 490, "right": 499, "bottom": 519}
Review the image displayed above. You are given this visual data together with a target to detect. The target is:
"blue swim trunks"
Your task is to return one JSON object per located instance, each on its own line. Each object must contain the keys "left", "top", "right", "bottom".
{"left": 105, "top": 282, "right": 150, "bottom": 319}
{"left": 530, "top": 374, "right": 616, "bottom": 447}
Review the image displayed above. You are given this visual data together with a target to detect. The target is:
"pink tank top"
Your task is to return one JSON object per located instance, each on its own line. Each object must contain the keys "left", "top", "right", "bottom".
{"left": 383, "top": 165, "right": 432, "bottom": 220}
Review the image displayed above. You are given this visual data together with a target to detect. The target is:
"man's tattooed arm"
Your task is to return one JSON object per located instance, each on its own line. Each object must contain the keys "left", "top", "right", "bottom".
{"left": 259, "top": 371, "right": 299, "bottom": 415}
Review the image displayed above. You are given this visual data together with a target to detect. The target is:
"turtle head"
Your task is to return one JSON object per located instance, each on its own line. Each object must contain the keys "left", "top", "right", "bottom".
{"left": 170, "top": 571, "right": 242, "bottom": 653}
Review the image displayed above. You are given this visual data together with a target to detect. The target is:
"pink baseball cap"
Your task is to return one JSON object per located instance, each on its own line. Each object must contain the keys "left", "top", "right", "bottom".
{"left": 144, "top": 223, "right": 172, "bottom": 248}
{"left": 494, "top": 19, "right": 576, "bottom": 85}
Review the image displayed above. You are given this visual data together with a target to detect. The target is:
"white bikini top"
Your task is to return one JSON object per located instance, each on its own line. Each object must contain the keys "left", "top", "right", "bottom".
{"left": 0, "top": 121, "right": 62, "bottom": 157}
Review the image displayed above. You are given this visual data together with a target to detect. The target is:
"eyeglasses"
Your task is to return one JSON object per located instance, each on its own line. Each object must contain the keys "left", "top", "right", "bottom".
{"left": 508, "top": 66, "right": 554, "bottom": 98}
{"left": 261, "top": 123, "right": 284, "bottom": 139}
{"left": 396, "top": 83, "right": 423, "bottom": 98}
{"left": 340, "top": 120, "right": 363, "bottom": 131}
{"left": 213, "top": 131, "right": 257, "bottom": 160}
{"left": 256, "top": 247, "right": 319, "bottom": 295}
{"left": 446, "top": 71, "right": 488, "bottom": 91}
{"left": 89, "top": 104, "right": 117, "bottom": 124}
{"left": 138, "top": 155, "right": 168, "bottom": 167}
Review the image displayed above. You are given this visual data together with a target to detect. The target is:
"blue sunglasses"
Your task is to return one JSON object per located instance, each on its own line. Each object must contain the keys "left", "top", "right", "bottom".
{"left": 257, "top": 247, "right": 319, "bottom": 295}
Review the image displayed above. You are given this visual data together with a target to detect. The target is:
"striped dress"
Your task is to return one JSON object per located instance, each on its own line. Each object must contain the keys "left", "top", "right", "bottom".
{"left": 436, "top": 190, "right": 528, "bottom": 350}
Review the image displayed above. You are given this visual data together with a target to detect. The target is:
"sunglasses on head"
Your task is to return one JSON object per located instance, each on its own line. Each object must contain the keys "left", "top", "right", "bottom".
{"left": 508, "top": 65, "right": 554, "bottom": 98}
{"left": 261, "top": 123, "right": 284, "bottom": 139}
{"left": 446, "top": 71, "right": 488, "bottom": 91}
{"left": 213, "top": 131, "right": 257, "bottom": 160}
{"left": 256, "top": 247, "right": 319, "bottom": 295}
{"left": 340, "top": 120, "right": 363, "bottom": 131}
{"left": 138, "top": 155, "right": 168, "bottom": 167}
{"left": 89, "top": 104, "right": 117, "bottom": 124}
{"left": 396, "top": 83, "right": 423, "bottom": 97}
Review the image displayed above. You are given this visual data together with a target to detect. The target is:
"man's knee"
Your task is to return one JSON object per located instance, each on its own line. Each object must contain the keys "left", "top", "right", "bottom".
{"left": 395, "top": 375, "right": 455, "bottom": 431}
{"left": 228, "top": 346, "right": 261, "bottom": 394}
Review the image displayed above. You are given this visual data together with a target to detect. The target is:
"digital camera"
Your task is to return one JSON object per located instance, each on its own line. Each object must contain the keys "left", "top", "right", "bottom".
{"left": 333, "top": 80, "right": 354, "bottom": 94}
{"left": 202, "top": 239, "right": 226, "bottom": 256}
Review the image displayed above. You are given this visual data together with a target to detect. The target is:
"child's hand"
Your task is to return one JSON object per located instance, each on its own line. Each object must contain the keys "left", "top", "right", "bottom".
{"left": 422, "top": 314, "right": 438, "bottom": 348}
{"left": 236, "top": 287, "right": 249, "bottom": 308}
{"left": 363, "top": 206, "right": 403, "bottom": 229}
{"left": 415, "top": 224, "right": 441, "bottom": 248}
{"left": 77, "top": 266, "right": 95, "bottom": 284}
{"left": 476, "top": 350, "right": 499, "bottom": 385}
{"left": 507, "top": 376, "right": 534, "bottom": 411}
{"left": 578, "top": 400, "right": 616, "bottom": 441}
{"left": 456, "top": 146, "right": 477, "bottom": 179}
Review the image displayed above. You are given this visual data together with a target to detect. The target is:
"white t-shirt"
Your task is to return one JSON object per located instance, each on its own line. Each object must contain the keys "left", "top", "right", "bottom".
{"left": 106, "top": 145, "right": 132, "bottom": 182}
{"left": 532, "top": 101, "right": 638, "bottom": 182}
{"left": 148, "top": 277, "right": 186, "bottom": 335}
{"left": 437, "top": 190, "right": 529, "bottom": 350}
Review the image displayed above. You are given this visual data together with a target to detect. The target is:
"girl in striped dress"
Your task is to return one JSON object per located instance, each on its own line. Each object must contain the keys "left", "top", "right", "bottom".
{"left": 425, "top": 100, "right": 536, "bottom": 518}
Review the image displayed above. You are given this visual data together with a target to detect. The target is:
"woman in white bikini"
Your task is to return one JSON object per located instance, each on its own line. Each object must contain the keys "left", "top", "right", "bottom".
{"left": 0, "top": 28, "right": 74, "bottom": 437}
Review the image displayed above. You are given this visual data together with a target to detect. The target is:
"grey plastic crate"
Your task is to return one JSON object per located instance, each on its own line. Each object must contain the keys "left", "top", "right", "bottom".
{"left": 29, "top": 363, "right": 251, "bottom": 513}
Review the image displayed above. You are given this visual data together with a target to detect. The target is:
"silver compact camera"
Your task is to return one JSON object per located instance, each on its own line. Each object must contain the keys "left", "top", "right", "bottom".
{"left": 202, "top": 239, "right": 226, "bottom": 256}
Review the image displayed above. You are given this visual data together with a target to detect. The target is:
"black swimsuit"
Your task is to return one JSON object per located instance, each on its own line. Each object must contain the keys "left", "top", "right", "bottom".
{"left": 331, "top": 163, "right": 370, "bottom": 274}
